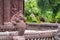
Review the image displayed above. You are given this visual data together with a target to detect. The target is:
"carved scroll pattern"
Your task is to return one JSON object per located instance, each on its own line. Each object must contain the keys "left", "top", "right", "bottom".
{"left": 10, "top": 0, "right": 19, "bottom": 17}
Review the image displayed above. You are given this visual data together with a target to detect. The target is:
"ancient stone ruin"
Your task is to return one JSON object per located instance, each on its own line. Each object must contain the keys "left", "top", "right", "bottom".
{"left": 0, "top": 10, "right": 26, "bottom": 40}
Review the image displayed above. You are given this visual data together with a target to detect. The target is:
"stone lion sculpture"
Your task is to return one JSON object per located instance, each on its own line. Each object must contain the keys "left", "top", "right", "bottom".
{"left": 11, "top": 10, "right": 26, "bottom": 36}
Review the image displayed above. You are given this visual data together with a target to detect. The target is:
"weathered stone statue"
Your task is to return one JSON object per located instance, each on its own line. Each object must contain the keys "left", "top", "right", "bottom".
{"left": 11, "top": 10, "right": 26, "bottom": 36}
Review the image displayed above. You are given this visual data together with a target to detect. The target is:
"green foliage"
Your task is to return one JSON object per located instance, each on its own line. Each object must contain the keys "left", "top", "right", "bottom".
{"left": 55, "top": 11, "right": 60, "bottom": 23}
{"left": 25, "top": 0, "right": 60, "bottom": 23}
{"left": 25, "top": 0, "right": 41, "bottom": 23}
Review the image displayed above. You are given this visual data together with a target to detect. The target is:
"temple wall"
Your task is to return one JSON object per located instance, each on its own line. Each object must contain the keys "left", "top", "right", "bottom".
{"left": 0, "top": 0, "right": 24, "bottom": 24}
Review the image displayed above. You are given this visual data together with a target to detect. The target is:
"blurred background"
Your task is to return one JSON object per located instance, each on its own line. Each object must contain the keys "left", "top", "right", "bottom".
{"left": 24, "top": 0, "right": 60, "bottom": 23}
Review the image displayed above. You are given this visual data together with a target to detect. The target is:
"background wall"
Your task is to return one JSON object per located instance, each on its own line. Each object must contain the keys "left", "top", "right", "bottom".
{"left": 0, "top": 0, "right": 24, "bottom": 24}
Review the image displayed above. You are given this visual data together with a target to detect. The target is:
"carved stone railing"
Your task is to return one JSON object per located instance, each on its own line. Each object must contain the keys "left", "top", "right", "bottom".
{"left": 24, "top": 30, "right": 58, "bottom": 40}
{"left": 0, "top": 23, "right": 59, "bottom": 40}
{"left": 25, "top": 23, "right": 59, "bottom": 40}
{"left": 0, "top": 30, "right": 58, "bottom": 40}
{"left": 26, "top": 23, "right": 58, "bottom": 30}
{"left": 0, "top": 23, "right": 58, "bottom": 31}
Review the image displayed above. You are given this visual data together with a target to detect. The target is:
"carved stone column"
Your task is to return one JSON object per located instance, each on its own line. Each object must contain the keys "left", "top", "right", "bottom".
{"left": 10, "top": 0, "right": 19, "bottom": 17}
{"left": 4, "top": 0, "right": 10, "bottom": 22}
{"left": 18, "top": 0, "right": 24, "bottom": 14}
{"left": 0, "top": 0, "right": 4, "bottom": 24}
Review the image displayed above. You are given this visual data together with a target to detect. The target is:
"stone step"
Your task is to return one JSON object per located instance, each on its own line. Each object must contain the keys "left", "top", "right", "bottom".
{"left": 0, "top": 36, "right": 25, "bottom": 40}
{"left": 13, "top": 36, "right": 25, "bottom": 40}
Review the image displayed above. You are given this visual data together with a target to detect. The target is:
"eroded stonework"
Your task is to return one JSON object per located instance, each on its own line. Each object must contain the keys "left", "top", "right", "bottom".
{"left": 11, "top": 10, "right": 26, "bottom": 36}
